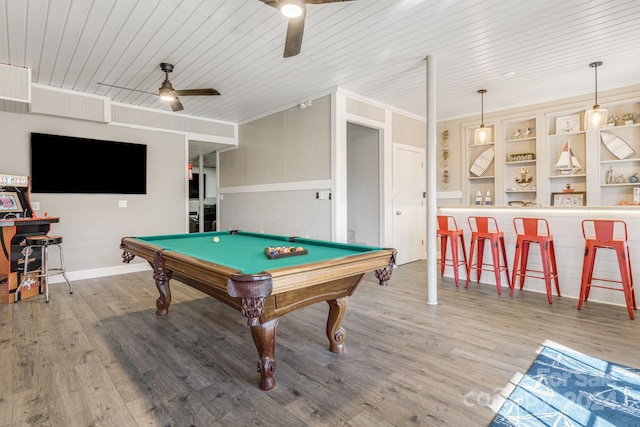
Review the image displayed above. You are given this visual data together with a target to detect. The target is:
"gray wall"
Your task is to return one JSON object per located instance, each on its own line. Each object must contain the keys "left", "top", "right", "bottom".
{"left": 220, "top": 190, "right": 331, "bottom": 239}
{"left": 0, "top": 111, "right": 186, "bottom": 275}
{"left": 219, "top": 95, "right": 332, "bottom": 238}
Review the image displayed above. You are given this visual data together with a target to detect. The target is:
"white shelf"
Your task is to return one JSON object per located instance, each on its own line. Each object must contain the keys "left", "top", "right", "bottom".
{"left": 549, "top": 174, "right": 587, "bottom": 179}
{"left": 549, "top": 130, "right": 586, "bottom": 138}
{"left": 468, "top": 175, "right": 495, "bottom": 180}
{"left": 601, "top": 158, "right": 640, "bottom": 164}
{"left": 600, "top": 183, "right": 640, "bottom": 187}
{"left": 506, "top": 189, "right": 537, "bottom": 193}
{"left": 506, "top": 160, "right": 536, "bottom": 166}
{"left": 467, "top": 142, "right": 494, "bottom": 147}
{"left": 604, "top": 122, "right": 640, "bottom": 130}
{"left": 505, "top": 136, "right": 536, "bottom": 143}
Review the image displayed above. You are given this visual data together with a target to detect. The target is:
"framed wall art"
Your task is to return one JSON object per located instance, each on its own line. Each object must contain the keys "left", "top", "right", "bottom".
{"left": 555, "top": 114, "right": 581, "bottom": 134}
{"left": 551, "top": 191, "right": 586, "bottom": 207}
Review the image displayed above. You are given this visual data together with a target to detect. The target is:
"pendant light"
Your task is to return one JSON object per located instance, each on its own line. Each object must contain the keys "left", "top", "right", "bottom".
{"left": 585, "top": 61, "right": 607, "bottom": 129}
{"left": 474, "top": 89, "right": 492, "bottom": 144}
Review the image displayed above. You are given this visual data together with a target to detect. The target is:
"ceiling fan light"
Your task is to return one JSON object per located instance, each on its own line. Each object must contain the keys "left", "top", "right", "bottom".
{"left": 281, "top": 2, "right": 303, "bottom": 18}
{"left": 159, "top": 86, "right": 176, "bottom": 102}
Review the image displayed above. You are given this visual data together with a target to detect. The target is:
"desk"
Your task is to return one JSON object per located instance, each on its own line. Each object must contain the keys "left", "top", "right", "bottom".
{"left": 0, "top": 217, "right": 60, "bottom": 303}
{"left": 121, "top": 230, "right": 396, "bottom": 390}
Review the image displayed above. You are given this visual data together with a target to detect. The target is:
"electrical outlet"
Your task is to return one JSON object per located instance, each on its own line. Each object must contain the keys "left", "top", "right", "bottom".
{"left": 31, "top": 202, "right": 40, "bottom": 211}
{"left": 118, "top": 200, "right": 127, "bottom": 208}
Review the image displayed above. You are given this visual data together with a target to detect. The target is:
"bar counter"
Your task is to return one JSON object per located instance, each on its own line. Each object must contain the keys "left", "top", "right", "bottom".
{"left": 437, "top": 206, "right": 640, "bottom": 308}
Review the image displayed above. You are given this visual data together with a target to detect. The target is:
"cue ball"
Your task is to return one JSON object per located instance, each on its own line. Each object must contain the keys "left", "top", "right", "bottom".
{"left": 213, "top": 237, "right": 220, "bottom": 243}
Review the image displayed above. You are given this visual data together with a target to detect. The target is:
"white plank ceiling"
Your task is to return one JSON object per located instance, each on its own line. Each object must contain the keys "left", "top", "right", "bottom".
{"left": 1, "top": 0, "right": 640, "bottom": 124}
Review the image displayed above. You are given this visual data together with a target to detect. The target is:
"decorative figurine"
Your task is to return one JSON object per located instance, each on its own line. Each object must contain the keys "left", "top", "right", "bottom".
{"left": 629, "top": 172, "right": 639, "bottom": 183}
{"left": 524, "top": 127, "right": 534, "bottom": 136}
{"left": 615, "top": 174, "right": 625, "bottom": 184}
{"left": 513, "top": 129, "right": 521, "bottom": 138}
{"left": 606, "top": 166, "right": 614, "bottom": 184}
{"left": 515, "top": 166, "right": 533, "bottom": 187}
{"left": 475, "top": 190, "right": 483, "bottom": 205}
{"left": 563, "top": 183, "right": 574, "bottom": 192}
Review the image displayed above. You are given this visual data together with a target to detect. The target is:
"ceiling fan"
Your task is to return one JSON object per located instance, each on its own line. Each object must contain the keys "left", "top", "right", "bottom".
{"left": 97, "top": 63, "right": 220, "bottom": 112}
{"left": 260, "top": 0, "right": 354, "bottom": 58}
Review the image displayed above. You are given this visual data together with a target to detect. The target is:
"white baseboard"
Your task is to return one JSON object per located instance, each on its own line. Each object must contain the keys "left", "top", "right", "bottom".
{"left": 47, "top": 262, "right": 151, "bottom": 284}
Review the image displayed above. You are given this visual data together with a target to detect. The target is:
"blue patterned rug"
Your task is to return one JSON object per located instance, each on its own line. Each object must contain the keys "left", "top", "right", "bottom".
{"left": 490, "top": 341, "right": 640, "bottom": 426}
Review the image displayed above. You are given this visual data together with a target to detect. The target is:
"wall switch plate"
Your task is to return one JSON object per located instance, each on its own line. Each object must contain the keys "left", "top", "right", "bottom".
{"left": 118, "top": 200, "right": 127, "bottom": 208}
{"left": 31, "top": 202, "right": 40, "bottom": 211}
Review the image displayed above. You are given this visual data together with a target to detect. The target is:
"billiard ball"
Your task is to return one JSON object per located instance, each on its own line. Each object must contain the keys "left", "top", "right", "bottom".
{"left": 213, "top": 237, "right": 220, "bottom": 243}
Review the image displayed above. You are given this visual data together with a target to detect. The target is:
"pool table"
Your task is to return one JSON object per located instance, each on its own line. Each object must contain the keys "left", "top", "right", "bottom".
{"left": 120, "top": 230, "right": 396, "bottom": 390}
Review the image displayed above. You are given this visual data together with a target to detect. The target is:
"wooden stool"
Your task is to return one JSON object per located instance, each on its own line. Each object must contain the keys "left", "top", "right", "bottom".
{"left": 578, "top": 220, "right": 636, "bottom": 319}
{"left": 466, "top": 216, "right": 511, "bottom": 294}
{"left": 15, "top": 235, "right": 73, "bottom": 303}
{"left": 437, "top": 215, "right": 468, "bottom": 286}
{"left": 511, "top": 217, "right": 560, "bottom": 304}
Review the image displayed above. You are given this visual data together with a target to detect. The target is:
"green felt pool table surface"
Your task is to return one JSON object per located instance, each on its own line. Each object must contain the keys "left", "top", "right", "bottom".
{"left": 134, "top": 230, "right": 383, "bottom": 274}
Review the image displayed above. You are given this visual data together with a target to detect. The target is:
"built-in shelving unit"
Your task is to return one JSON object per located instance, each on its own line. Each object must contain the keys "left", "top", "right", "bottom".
{"left": 502, "top": 117, "right": 537, "bottom": 205}
{"left": 465, "top": 123, "right": 495, "bottom": 205}
{"left": 456, "top": 95, "right": 640, "bottom": 207}
{"left": 546, "top": 110, "right": 587, "bottom": 198}
{"left": 596, "top": 100, "right": 640, "bottom": 205}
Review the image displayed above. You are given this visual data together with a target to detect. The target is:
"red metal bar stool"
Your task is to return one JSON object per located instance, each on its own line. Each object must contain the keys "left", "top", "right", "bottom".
{"left": 437, "top": 215, "right": 468, "bottom": 286}
{"left": 511, "top": 217, "right": 560, "bottom": 304}
{"left": 466, "top": 216, "right": 511, "bottom": 294}
{"left": 578, "top": 220, "right": 636, "bottom": 319}
{"left": 15, "top": 235, "right": 73, "bottom": 303}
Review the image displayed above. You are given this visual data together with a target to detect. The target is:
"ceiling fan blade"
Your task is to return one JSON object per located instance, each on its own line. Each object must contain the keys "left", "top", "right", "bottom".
{"left": 97, "top": 82, "right": 157, "bottom": 96}
{"left": 170, "top": 97, "right": 184, "bottom": 112}
{"left": 283, "top": 5, "right": 306, "bottom": 58}
{"left": 174, "top": 88, "right": 220, "bottom": 96}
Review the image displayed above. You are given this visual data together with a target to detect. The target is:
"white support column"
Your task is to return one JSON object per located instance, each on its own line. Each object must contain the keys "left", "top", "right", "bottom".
{"left": 198, "top": 154, "right": 205, "bottom": 232}
{"left": 426, "top": 56, "right": 438, "bottom": 305}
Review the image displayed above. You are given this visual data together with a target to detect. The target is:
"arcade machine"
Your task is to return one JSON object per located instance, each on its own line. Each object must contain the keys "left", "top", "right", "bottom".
{"left": 0, "top": 174, "right": 59, "bottom": 303}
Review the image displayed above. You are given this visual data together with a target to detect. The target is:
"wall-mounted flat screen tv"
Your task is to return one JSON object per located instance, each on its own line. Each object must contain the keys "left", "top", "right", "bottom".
{"left": 30, "top": 133, "right": 147, "bottom": 194}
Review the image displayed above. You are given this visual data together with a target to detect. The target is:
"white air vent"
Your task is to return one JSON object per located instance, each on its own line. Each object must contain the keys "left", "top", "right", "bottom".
{"left": 0, "top": 64, "right": 31, "bottom": 103}
{"left": 30, "top": 85, "right": 109, "bottom": 122}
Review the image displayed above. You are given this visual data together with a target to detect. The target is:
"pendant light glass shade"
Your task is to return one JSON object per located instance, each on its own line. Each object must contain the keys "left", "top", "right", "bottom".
{"left": 585, "top": 61, "right": 607, "bottom": 130}
{"left": 474, "top": 126, "right": 491, "bottom": 145}
{"left": 474, "top": 89, "right": 492, "bottom": 144}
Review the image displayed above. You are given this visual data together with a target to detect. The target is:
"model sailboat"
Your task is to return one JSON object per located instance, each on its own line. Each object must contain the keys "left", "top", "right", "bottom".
{"left": 555, "top": 140, "right": 582, "bottom": 175}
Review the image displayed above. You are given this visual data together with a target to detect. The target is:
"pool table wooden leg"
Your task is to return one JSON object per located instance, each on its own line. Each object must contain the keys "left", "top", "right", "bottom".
{"left": 326, "top": 297, "right": 347, "bottom": 354}
{"left": 250, "top": 318, "right": 279, "bottom": 391}
{"left": 152, "top": 251, "right": 172, "bottom": 316}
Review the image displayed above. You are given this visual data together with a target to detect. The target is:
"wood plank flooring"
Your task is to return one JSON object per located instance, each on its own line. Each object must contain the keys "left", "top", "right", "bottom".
{"left": 0, "top": 261, "right": 638, "bottom": 426}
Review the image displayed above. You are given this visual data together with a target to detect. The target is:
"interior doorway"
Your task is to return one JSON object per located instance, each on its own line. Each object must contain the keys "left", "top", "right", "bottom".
{"left": 188, "top": 151, "right": 217, "bottom": 233}
{"left": 392, "top": 143, "right": 426, "bottom": 265}
{"left": 347, "top": 123, "right": 381, "bottom": 246}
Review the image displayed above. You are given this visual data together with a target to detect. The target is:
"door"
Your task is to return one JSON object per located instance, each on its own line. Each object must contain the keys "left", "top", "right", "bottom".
{"left": 392, "top": 144, "right": 426, "bottom": 265}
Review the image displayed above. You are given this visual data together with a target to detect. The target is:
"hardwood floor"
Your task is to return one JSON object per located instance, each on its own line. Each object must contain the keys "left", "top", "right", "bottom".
{"left": 1, "top": 261, "right": 638, "bottom": 426}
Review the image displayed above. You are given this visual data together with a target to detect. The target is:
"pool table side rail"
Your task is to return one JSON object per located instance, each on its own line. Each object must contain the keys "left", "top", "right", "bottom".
{"left": 121, "top": 236, "right": 250, "bottom": 309}
{"left": 265, "top": 249, "right": 395, "bottom": 294}
{"left": 121, "top": 236, "right": 395, "bottom": 296}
